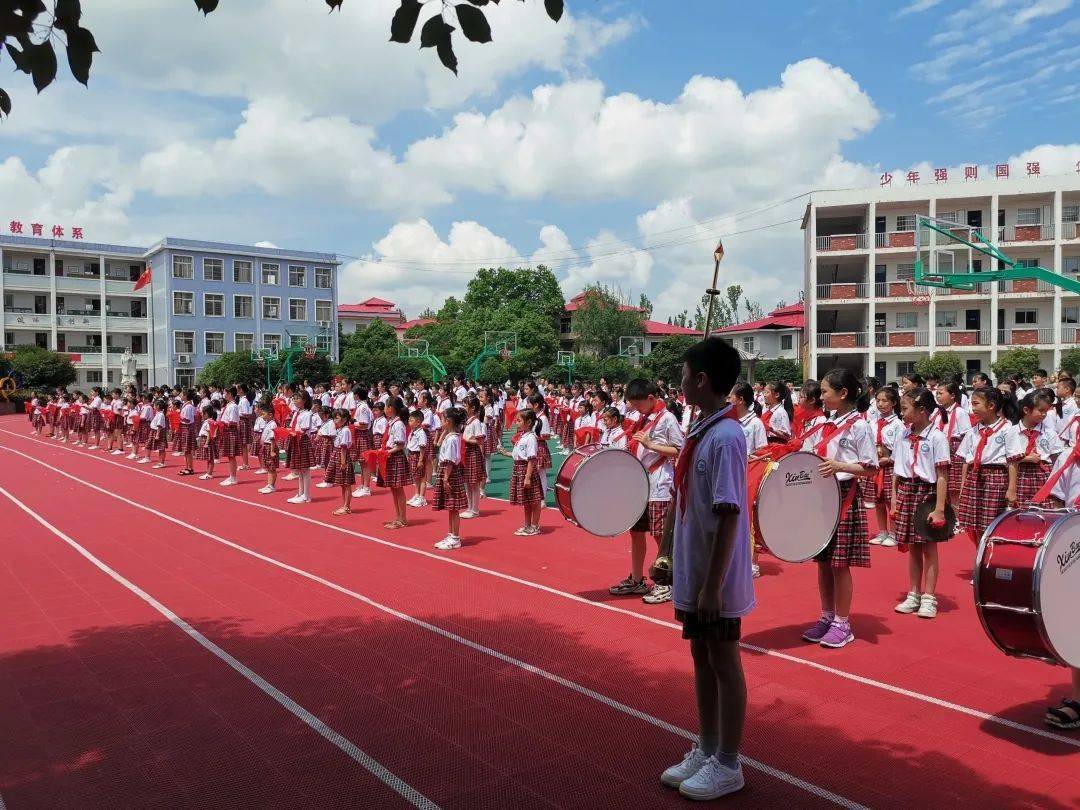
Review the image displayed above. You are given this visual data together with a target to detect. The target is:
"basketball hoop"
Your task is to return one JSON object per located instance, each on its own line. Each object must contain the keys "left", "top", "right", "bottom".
{"left": 907, "top": 281, "right": 931, "bottom": 307}
{"left": 304, "top": 344, "right": 317, "bottom": 359}
{"left": 500, "top": 347, "right": 511, "bottom": 360}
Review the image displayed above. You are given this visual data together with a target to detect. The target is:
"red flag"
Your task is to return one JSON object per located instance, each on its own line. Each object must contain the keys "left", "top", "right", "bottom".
{"left": 133, "top": 266, "right": 152, "bottom": 291}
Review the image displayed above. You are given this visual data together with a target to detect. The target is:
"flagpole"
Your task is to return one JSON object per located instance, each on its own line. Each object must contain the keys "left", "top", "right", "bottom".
{"left": 147, "top": 264, "right": 156, "bottom": 388}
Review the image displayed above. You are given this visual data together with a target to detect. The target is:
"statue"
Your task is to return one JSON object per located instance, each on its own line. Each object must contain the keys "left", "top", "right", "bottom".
{"left": 120, "top": 349, "right": 138, "bottom": 387}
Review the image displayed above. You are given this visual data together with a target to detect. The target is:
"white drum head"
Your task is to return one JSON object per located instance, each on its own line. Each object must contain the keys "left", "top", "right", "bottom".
{"left": 756, "top": 452, "right": 841, "bottom": 563}
{"left": 569, "top": 449, "right": 649, "bottom": 537}
{"left": 1039, "top": 512, "right": 1080, "bottom": 667}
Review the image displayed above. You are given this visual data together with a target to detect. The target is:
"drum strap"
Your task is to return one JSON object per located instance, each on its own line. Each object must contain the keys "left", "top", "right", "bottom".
{"left": 837, "top": 475, "right": 860, "bottom": 524}
{"left": 1033, "top": 444, "right": 1080, "bottom": 505}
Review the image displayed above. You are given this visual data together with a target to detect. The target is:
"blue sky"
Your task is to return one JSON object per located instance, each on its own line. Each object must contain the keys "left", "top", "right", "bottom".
{"left": 1, "top": 0, "right": 1077, "bottom": 319}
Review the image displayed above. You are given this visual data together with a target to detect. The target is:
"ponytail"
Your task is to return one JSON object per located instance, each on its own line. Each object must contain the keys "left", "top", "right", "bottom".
{"left": 766, "top": 381, "right": 793, "bottom": 422}
{"left": 935, "top": 381, "right": 963, "bottom": 427}
{"left": 902, "top": 387, "right": 936, "bottom": 416}
{"left": 731, "top": 382, "right": 762, "bottom": 417}
{"left": 974, "top": 387, "right": 1019, "bottom": 424}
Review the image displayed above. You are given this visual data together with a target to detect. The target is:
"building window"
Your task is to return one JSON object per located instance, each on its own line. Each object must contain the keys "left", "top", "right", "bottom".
{"left": 1062, "top": 307, "right": 1079, "bottom": 325}
{"left": 4, "top": 331, "right": 13, "bottom": 345}
{"left": 1016, "top": 258, "right": 1039, "bottom": 268}
{"left": 896, "top": 361, "right": 917, "bottom": 377}
{"left": 1015, "top": 310, "right": 1037, "bottom": 325}
{"left": 316, "top": 333, "right": 331, "bottom": 352}
{"left": 234, "top": 332, "right": 255, "bottom": 354}
{"left": 315, "top": 267, "right": 332, "bottom": 288}
{"left": 204, "top": 332, "right": 225, "bottom": 355}
{"left": 937, "top": 211, "right": 958, "bottom": 224}
{"left": 233, "top": 295, "right": 254, "bottom": 318}
{"left": 289, "top": 298, "right": 308, "bottom": 320}
{"left": 1063, "top": 205, "right": 1080, "bottom": 223}
{"left": 936, "top": 310, "right": 957, "bottom": 328}
{"left": 288, "top": 333, "right": 307, "bottom": 348}
{"left": 174, "top": 331, "right": 195, "bottom": 354}
{"left": 896, "top": 262, "right": 916, "bottom": 280}
{"left": 233, "top": 260, "right": 253, "bottom": 284}
{"left": 202, "top": 258, "right": 224, "bottom": 281}
{"left": 172, "top": 291, "right": 194, "bottom": 316}
{"left": 741, "top": 336, "right": 754, "bottom": 353}
{"left": 262, "top": 297, "right": 281, "bottom": 319}
{"left": 780, "top": 334, "right": 793, "bottom": 351}
{"left": 261, "top": 263, "right": 280, "bottom": 285}
{"left": 896, "top": 215, "right": 916, "bottom": 232}
{"left": 175, "top": 368, "right": 196, "bottom": 388}
{"left": 172, "top": 255, "right": 194, "bottom": 279}
{"left": 288, "top": 265, "right": 307, "bottom": 287}
{"left": 263, "top": 333, "right": 281, "bottom": 352}
{"left": 315, "top": 300, "right": 333, "bottom": 323}
{"left": 85, "top": 369, "right": 103, "bottom": 384}
{"left": 203, "top": 293, "right": 225, "bottom": 317}
{"left": 896, "top": 312, "right": 918, "bottom": 329}
{"left": 1064, "top": 257, "right": 1080, "bottom": 274}
{"left": 1016, "top": 207, "right": 1042, "bottom": 226}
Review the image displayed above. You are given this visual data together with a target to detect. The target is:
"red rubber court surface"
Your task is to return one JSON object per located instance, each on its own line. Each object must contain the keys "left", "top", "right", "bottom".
{"left": 0, "top": 415, "right": 1077, "bottom": 809}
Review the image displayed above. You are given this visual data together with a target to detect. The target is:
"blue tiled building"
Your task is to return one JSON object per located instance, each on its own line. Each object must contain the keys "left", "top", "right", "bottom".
{"left": 1, "top": 234, "right": 340, "bottom": 389}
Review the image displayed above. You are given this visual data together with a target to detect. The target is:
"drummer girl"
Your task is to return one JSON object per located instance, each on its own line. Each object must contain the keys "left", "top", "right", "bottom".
{"left": 866, "top": 387, "right": 902, "bottom": 548}
{"left": 761, "top": 382, "right": 793, "bottom": 443}
{"left": 957, "top": 388, "right": 1018, "bottom": 544}
{"left": 891, "top": 387, "right": 950, "bottom": 619}
{"left": 496, "top": 409, "right": 542, "bottom": 535}
{"left": 730, "top": 383, "right": 767, "bottom": 579}
{"left": 599, "top": 406, "right": 627, "bottom": 449}
{"left": 1006, "top": 389, "right": 1063, "bottom": 509}
{"left": 934, "top": 382, "right": 971, "bottom": 504}
{"left": 793, "top": 381, "right": 827, "bottom": 441}
{"left": 801, "top": 368, "right": 876, "bottom": 650}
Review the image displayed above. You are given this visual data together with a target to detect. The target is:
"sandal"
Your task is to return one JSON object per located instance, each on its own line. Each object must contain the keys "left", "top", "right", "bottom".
{"left": 177, "top": 469, "right": 194, "bottom": 476}
{"left": 1046, "top": 699, "right": 1080, "bottom": 729}
{"left": 333, "top": 507, "right": 352, "bottom": 516}
{"left": 382, "top": 519, "right": 407, "bottom": 529}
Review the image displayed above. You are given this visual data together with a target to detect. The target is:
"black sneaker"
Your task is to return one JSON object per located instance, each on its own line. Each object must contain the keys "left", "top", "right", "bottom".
{"left": 609, "top": 575, "right": 649, "bottom": 596}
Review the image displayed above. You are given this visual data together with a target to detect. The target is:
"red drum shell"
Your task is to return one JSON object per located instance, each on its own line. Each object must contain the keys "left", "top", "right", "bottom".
{"left": 750, "top": 451, "right": 841, "bottom": 563}
{"left": 555, "top": 444, "right": 649, "bottom": 537}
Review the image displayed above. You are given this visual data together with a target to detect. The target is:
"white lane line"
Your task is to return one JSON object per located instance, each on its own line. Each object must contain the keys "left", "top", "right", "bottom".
{"left": 0, "top": 483, "right": 439, "bottom": 810}
{"left": 0, "top": 447, "right": 865, "bottom": 809}
{"left": 5, "top": 435, "right": 1079, "bottom": 751}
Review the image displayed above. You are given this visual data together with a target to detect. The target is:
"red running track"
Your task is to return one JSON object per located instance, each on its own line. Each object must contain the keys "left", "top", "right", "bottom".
{"left": 0, "top": 415, "right": 1077, "bottom": 808}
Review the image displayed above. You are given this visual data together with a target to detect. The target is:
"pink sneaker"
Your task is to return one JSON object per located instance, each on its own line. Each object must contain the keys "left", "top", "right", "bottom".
{"left": 801, "top": 617, "right": 832, "bottom": 642}
{"left": 819, "top": 621, "right": 855, "bottom": 648}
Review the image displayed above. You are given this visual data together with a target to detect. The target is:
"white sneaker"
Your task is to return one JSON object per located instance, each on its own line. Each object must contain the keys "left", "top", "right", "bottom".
{"left": 434, "top": 536, "right": 461, "bottom": 550}
{"left": 287, "top": 495, "right": 305, "bottom": 504}
{"left": 88, "top": 445, "right": 98, "bottom": 450}
{"left": 220, "top": 477, "right": 237, "bottom": 487}
{"left": 152, "top": 463, "right": 165, "bottom": 469}
{"left": 406, "top": 495, "right": 421, "bottom": 507}
{"left": 870, "top": 532, "right": 887, "bottom": 545}
{"left": 879, "top": 532, "right": 898, "bottom": 547}
{"left": 111, "top": 450, "right": 123, "bottom": 456}
{"left": 238, "top": 464, "right": 249, "bottom": 471}
{"left": 917, "top": 594, "right": 938, "bottom": 619}
{"left": 258, "top": 485, "right": 276, "bottom": 494}
{"left": 255, "top": 468, "right": 267, "bottom": 474}
{"left": 199, "top": 473, "right": 212, "bottom": 480}
{"left": 171, "top": 451, "right": 182, "bottom": 457}
{"left": 315, "top": 481, "right": 335, "bottom": 488}
{"left": 661, "top": 744, "right": 709, "bottom": 788}
{"left": 283, "top": 472, "right": 299, "bottom": 481}
{"left": 126, "top": 453, "right": 137, "bottom": 460}
{"left": 310, "top": 464, "right": 322, "bottom": 470}
{"left": 355, "top": 487, "right": 372, "bottom": 497}
{"left": 678, "top": 757, "right": 744, "bottom": 800}
{"left": 459, "top": 510, "right": 479, "bottom": 519}
{"left": 895, "top": 591, "right": 921, "bottom": 614}
{"left": 643, "top": 584, "right": 672, "bottom": 605}
{"left": 137, "top": 457, "right": 150, "bottom": 464}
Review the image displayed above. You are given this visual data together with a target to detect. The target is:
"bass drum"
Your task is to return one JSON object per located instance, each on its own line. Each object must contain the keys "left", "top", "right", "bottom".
{"left": 750, "top": 451, "right": 841, "bottom": 563}
{"left": 555, "top": 444, "right": 650, "bottom": 537}
{"left": 975, "top": 508, "right": 1080, "bottom": 668}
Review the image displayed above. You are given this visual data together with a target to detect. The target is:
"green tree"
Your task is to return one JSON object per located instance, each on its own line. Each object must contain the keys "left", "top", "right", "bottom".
{"left": 753, "top": 358, "right": 802, "bottom": 385}
{"left": 1060, "top": 348, "right": 1080, "bottom": 377}
{"left": 197, "top": 352, "right": 261, "bottom": 388}
{"left": 596, "top": 356, "right": 637, "bottom": 384}
{"left": 9, "top": 346, "right": 76, "bottom": 389}
{"left": 914, "top": 352, "right": 965, "bottom": 381}
{"left": 336, "top": 350, "right": 426, "bottom": 384}
{"left": 637, "top": 293, "right": 654, "bottom": 319}
{"left": 287, "top": 353, "right": 333, "bottom": 386}
{"left": 570, "top": 284, "right": 644, "bottom": 358}
{"left": 643, "top": 336, "right": 698, "bottom": 383}
{"left": 462, "top": 266, "right": 565, "bottom": 326}
{"left": 991, "top": 347, "right": 1041, "bottom": 381}
{"left": 339, "top": 320, "right": 400, "bottom": 357}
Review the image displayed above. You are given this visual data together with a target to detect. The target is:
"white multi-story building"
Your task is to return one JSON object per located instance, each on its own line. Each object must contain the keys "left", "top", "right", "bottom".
{"left": 803, "top": 172, "right": 1080, "bottom": 382}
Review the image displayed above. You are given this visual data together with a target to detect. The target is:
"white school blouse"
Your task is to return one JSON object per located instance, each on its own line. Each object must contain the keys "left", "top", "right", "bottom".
{"left": 372, "top": 415, "right": 388, "bottom": 440}
{"left": 574, "top": 414, "right": 595, "bottom": 431}
{"left": 935, "top": 405, "right": 972, "bottom": 443}
{"left": 180, "top": 402, "right": 196, "bottom": 424}
{"left": 292, "top": 409, "right": 315, "bottom": 433}
{"left": 317, "top": 419, "right": 337, "bottom": 438}
{"left": 385, "top": 418, "right": 406, "bottom": 449}
{"left": 238, "top": 397, "right": 253, "bottom": 416}
{"left": 1048, "top": 452, "right": 1080, "bottom": 505}
{"left": 198, "top": 421, "right": 212, "bottom": 441}
{"left": 804, "top": 411, "right": 876, "bottom": 483}
{"left": 334, "top": 427, "right": 352, "bottom": 449}
{"left": 739, "top": 413, "right": 768, "bottom": 456}
{"left": 762, "top": 404, "right": 791, "bottom": 439}
{"left": 957, "top": 418, "right": 1011, "bottom": 466}
{"left": 220, "top": 402, "right": 240, "bottom": 425}
{"left": 463, "top": 417, "right": 486, "bottom": 442}
{"left": 513, "top": 432, "right": 538, "bottom": 461}
{"left": 260, "top": 420, "right": 277, "bottom": 443}
{"left": 150, "top": 412, "right": 166, "bottom": 431}
{"left": 871, "top": 414, "right": 904, "bottom": 456}
{"left": 253, "top": 415, "right": 265, "bottom": 435}
{"left": 439, "top": 432, "right": 462, "bottom": 464}
{"left": 354, "top": 402, "right": 373, "bottom": 427}
{"left": 1005, "top": 422, "right": 1063, "bottom": 464}
{"left": 891, "top": 424, "right": 950, "bottom": 482}
{"left": 406, "top": 428, "right": 428, "bottom": 452}
{"left": 602, "top": 426, "right": 627, "bottom": 450}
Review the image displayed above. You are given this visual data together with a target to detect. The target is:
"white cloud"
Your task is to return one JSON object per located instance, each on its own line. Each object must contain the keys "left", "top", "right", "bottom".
{"left": 254, "top": 241, "right": 280, "bottom": 249}
{"left": 895, "top": 0, "right": 946, "bottom": 16}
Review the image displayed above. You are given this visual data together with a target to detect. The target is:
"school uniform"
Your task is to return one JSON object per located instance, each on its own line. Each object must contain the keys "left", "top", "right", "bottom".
{"left": 178, "top": 402, "right": 198, "bottom": 455}
{"left": 535, "top": 413, "right": 554, "bottom": 478}
{"left": 137, "top": 404, "right": 153, "bottom": 445}
{"left": 238, "top": 396, "right": 255, "bottom": 446}
{"left": 630, "top": 406, "right": 685, "bottom": 538}
{"left": 462, "top": 416, "right": 487, "bottom": 486}
{"left": 251, "top": 414, "right": 266, "bottom": 458}
{"left": 601, "top": 425, "right": 628, "bottom": 450}
{"left": 431, "top": 433, "right": 467, "bottom": 511}
{"left": 483, "top": 404, "right": 499, "bottom": 456}
{"left": 1046, "top": 448, "right": 1080, "bottom": 508}
{"left": 891, "top": 424, "right": 951, "bottom": 545}
{"left": 323, "top": 425, "right": 355, "bottom": 486}
{"left": 806, "top": 411, "right": 877, "bottom": 568}
{"left": 285, "top": 409, "right": 315, "bottom": 471}
{"left": 149, "top": 411, "right": 169, "bottom": 451}
{"left": 351, "top": 402, "right": 375, "bottom": 461}
{"left": 219, "top": 402, "right": 241, "bottom": 458}
{"left": 30, "top": 399, "right": 44, "bottom": 430}
{"left": 761, "top": 404, "right": 791, "bottom": 443}
{"left": 936, "top": 404, "right": 972, "bottom": 494}
{"left": 195, "top": 420, "right": 219, "bottom": 461}
{"left": 1005, "top": 422, "right": 1063, "bottom": 508}
{"left": 738, "top": 413, "right": 767, "bottom": 456}
{"left": 259, "top": 420, "right": 279, "bottom": 470}
{"left": 862, "top": 414, "right": 902, "bottom": 505}
{"left": 509, "top": 432, "right": 542, "bottom": 506}
{"left": 382, "top": 418, "right": 409, "bottom": 487}
{"left": 957, "top": 418, "right": 1011, "bottom": 541}
{"left": 315, "top": 418, "right": 337, "bottom": 468}
{"left": 88, "top": 396, "right": 104, "bottom": 433}
{"left": 407, "top": 424, "right": 428, "bottom": 480}
{"left": 1057, "top": 411, "right": 1080, "bottom": 448}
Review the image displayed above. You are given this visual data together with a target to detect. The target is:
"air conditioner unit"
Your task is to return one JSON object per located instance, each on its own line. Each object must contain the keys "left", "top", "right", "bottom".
{"left": 176, "top": 354, "right": 192, "bottom": 365}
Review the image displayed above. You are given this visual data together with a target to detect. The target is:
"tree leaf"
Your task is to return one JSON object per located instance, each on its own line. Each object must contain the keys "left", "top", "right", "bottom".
{"left": 65, "top": 26, "right": 99, "bottom": 86}
{"left": 53, "top": 0, "right": 81, "bottom": 33}
{"left": 419, "top": 14, "right": 445, "bottom": 49}
{"left": 544, "top": 0, "right": 563, "bottom": 22}
{"left": 389, "top": 0, "right": 422, "bottom": 43}
{"left": 325, "top": 0, "right": 344, "bottom": 10}
{"left": 437, "top": 34, "right": 458, "bottom": 74}
{"left": 455, "top": 4, "right": 491, "bottom": 43}
{"left": 22, "top": 39, "right": 57, "bottom": 93}
{"left": 193, "top": 0, "right": 219, "bottom": 15}
{"left": 0, "top": 88, "right": 11, "bottom": 118}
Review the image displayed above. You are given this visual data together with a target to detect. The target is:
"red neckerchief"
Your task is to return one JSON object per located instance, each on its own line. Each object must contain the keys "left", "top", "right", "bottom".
{"left": 875, "top": 414, "right": 896, "bottom": 445}
{"left": 674, "top": 406, "right": 737, "bottom": 516}
{"left": 792, "top": 406, "right": 823, "bottom": 438}
{"left": 937, "top": 405, "right": 958, "bottom": 439}
{"left": 900, "top": 423, "right": 933, "bottom": 480}
{"left": 383, "top": 418, "right": 401, "bottom": 449}
{"left": 815, "top": 411, "right": 860, "bottom": 457}
{"left": 627, "top": 399, "right": 667, "bottom": 457}
{"left": 1022, "top": 424, "right": 1040, "bottom": 457}
{"left": 760, "top": 405, "right": 775, "bottom": 433}
{"left": 971, "top": 418, "right": 1007, "bottom": 472}
{"left": 1034, "top": 443, "right": 1080, "bottom": 505}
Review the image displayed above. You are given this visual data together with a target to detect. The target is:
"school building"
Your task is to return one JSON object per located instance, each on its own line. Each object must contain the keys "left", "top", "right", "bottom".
{"left": 1, "top": 233, "right": 340, "bottom": 389}
{"left": 803, "top": 170, "right": 1080, "bottom": 383}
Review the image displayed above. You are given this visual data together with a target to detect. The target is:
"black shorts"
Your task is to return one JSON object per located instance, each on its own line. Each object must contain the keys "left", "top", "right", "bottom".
{"left": 675, "top": 610, "right": 742, "bottom": 642}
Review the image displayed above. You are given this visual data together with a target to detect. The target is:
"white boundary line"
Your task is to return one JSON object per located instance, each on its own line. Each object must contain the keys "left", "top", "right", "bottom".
{"left": 0, "top": 484, "right": 439, "bottom": 810}
{"left": 0, "top": 447, "right": 866, "bottom": 809}
{"left": 4, "top": 434, "right": 1079, "bottom": 751}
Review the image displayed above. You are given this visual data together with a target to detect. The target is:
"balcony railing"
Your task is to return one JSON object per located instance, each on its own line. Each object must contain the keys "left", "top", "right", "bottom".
{"left": 936, "top": 281, "right": 989, "bottom": 296}
{"left": 874, "top": 330, "right": 929, "bottom": 348}
{"left": 1000, "top": 278, "right": 1056, "bottom": 294}
{"left": 816, "top": 233, "right": 868, "bottom": 252}
{"left": 999, "top": 224, "right": 1055, "bottom": 243}
{"left": 997, "top": 327, "right": 1053, "bottom": 345}
{"left": 3, "top": 312, "right": 53, "bottom": 327}
{"left": 874, "top": 281, "right": 934, "bottom": 299}
{"left": 935, "top": 329, "right": 991, "bottom": 347}
{"left": 1062, "top": 326, "right": 1079, "bottom": 343}
{"left": 1062, "top": 222, "right": 1078, "bottom": 241}
{"left": 56, "top": 314, "right": 102, "bottom": 329}
{"left": 875, "top": 230, "right": 917, "bottom": 249}
{"left": 816, "top": 332, "right": 867, "bottom": 349}
{"left": 816, "top": 282, "right": 868, "bottom": 300}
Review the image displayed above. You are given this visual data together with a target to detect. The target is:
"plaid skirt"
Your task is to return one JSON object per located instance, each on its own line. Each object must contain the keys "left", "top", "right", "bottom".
{"left": 285, "top": 433, "right": 314, "bottom": 471}
{"left": 259, "top": 441, "right": 279, "bottom": 471}
{"left": 323, "top": 447, "right": 356, "bottom": 486}
{"left": 196, "top": 436, "right": 219, "bottom": 462}
{"left": 893, "top": 477, "right": 938, "bottom": 545}
{"left": 1015, "top": 462, "right": 1051, "bottom": 509}
{"left": 177, "top": 422, "right": 197, "bottom": 455}
{"left": 484, "top": 419, "right": 499, "bottom": 455}
{"left": 861, "top": 461, "right": 893, "bottom": 505}
{"left": 957, "top": 465, "right": 1008, "bottom": 542}
{"left": 31, "top": 412, "right": 44, "bottom": 429}
{"left": 407, "top": 450, "right": 424, "bottom": 480}
{"left": 88, "top": 410, "right": 103, "bottom": 432}
{"left": 314, "top": 435, "right": 334, "bottom": 468}
{"left": 815, "top": 479, "right": 870, "bottom": 569}
{"left": 431, "top": 461, "right": 467, "bottom": 511}
{"left": 463, "top": 442, "right": 486, "bottom": 485}
{"left": 149, "top": 429, "right": 169, "bottom": 452}
{"left": 383, "top": 452, "right": 410, "bottom": 488}
{"left": 238, "top": 414, "right": 255, "bottom": 446}
{"left": 632, "top": 500, "right": 669, "bottom": 538}
{"left": 351, "top": 427, "right": 374, "bottom": 461}
{"left": 170, "top": 423, "right": 184, "bottom": 452}
{"left": 561, "top": 419, "right": 574, "bottom": 449}
{"left": 947, "top": 436, "right": 964, "bottom": 492}
{"left": 137, "top": 422, "right": 152, "bottom": 445}
{"left": 77, "top": 413, "right": 90, "bottom": 435}
{"left": 509, "top": 459, "right": 543, "bottom": 506}
{"left": 537, "top": 440, "right": 552, "bottom": 470}
{"left": 220, "top": 424, "right": 241, "bottom": 458}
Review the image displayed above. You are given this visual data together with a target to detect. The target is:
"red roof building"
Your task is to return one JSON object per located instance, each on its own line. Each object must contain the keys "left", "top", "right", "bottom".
{"left": 713, "top": 302, "right": 805, "bottom": 367}
{"left": 395, "top": 317, "right": 435, "bottom": 335}
{"left": 337, "top": 297, "right": 406, "bottom": 335}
